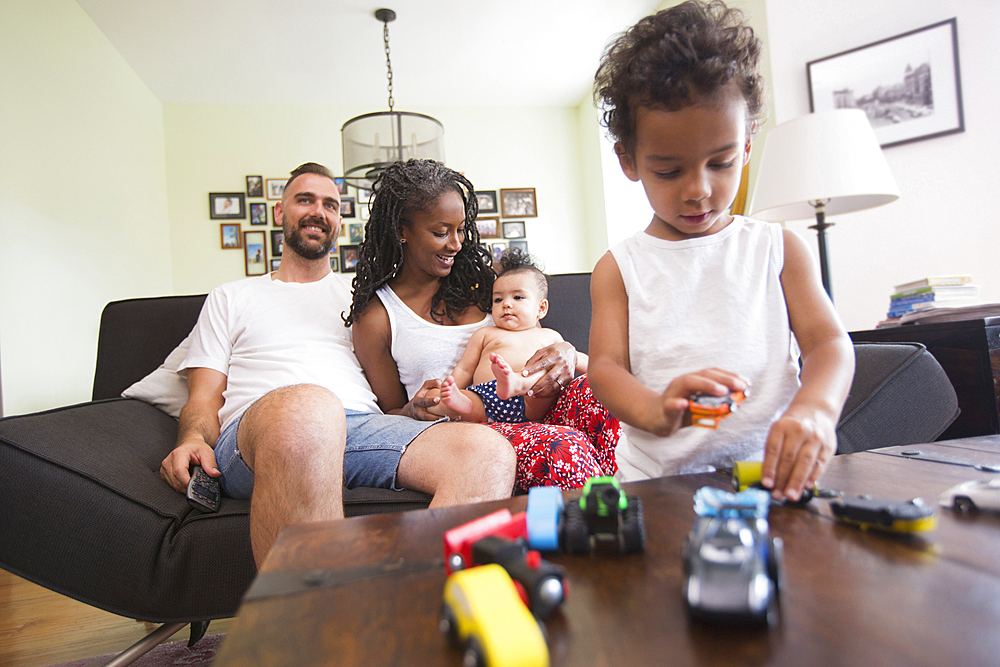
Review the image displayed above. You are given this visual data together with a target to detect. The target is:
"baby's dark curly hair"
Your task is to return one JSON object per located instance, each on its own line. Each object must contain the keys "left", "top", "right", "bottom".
{"left": 594, "top": 0, "right": 764, "bottom": 155}
{"left": 344, "top": 159, "right": 495, "bottom": 326}
{"left": 496, "top": 248, "right": 548, "bottom": 301}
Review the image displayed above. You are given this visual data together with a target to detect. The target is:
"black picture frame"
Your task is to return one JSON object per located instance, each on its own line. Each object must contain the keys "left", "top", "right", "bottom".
{"left": 246, "top": 175, "right": 263, "bottom": 198}
{"left": 475, "top": 190, "right": 498, "bottom": 214}
{"left": 270, "top": 230, "right": 284, "bottom": 257}
{"left": 249, "top": 202, "right": 267, "bottom": 226}
{"left": 209, "top": 192, "right": 245, "bottom": 219}
{"left": 340, "top": 196, "right": 356, "bottom": 219}
{"left": 807, "top": 18, "right": 964, "bottom": 148}
{"left": 340, "top": 244, "right": 360, "bottom": 273}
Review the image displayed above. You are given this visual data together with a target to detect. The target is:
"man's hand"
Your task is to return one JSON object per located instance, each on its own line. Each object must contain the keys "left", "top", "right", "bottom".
{"left": 523, "top": 341, "right": 576, "bottom": 398}
{"left": 160, "top": 440, "right": 220, "bottom": 493}
{"left": 399, "top": 379, "right": 444, "bottom": 421}
{"left": 760, "top": 407, "right": 837, "bottom": 502}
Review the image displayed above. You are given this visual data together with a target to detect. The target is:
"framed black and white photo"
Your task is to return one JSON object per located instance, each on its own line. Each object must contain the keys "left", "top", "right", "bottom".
{"left": 475, "top": 190, "right": 498, "bottom": 214}
{"left": 243, "top": 231, "right": 267, "bottom": 276}
{"left": 340, "top": 196, "right": 356, "bottom": 219}
{"left": 209, "top": 192, "right": 245, "bottom": 219}
{"left": 220, "top": 223, "right": 241, "bottom": 249}
{"left": 249, "top": 202, "right": 267, "bottom": 226}
{"left": 477, "top": 216, "right": 500, "bottom": 239}
{"left": 502, "top": 221, "right": 526, "bottom": 239}
{"left": 270, "top": 229, "right": 284, "bottom": 257}
{"left": 265, "top": 178, "right": 286, "bottom": 200}
{"left": 807, "top": 18, "right": 964, "bottom": 148}
{"left": 246, "top": 175, "right": 263, "bottom": 198}
{"left": 500, "top": 188, "right": 537, "bottom": 218}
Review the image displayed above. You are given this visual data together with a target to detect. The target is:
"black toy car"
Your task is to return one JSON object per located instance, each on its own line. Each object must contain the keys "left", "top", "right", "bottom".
{"left": 561, "top": 476, "right": 645, "bottom": 554}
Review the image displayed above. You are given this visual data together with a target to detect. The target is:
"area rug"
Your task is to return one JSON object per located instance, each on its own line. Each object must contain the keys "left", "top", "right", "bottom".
{"left": 46, "top": 633, "right": 224, "bottom": 667}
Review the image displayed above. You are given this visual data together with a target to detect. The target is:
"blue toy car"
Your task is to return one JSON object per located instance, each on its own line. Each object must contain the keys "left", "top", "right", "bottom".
{"left": 526, "top": 486, "right": 564, "bottom": 552}
{"left": 682, "top": 487, "right": 782, "bottom": 625}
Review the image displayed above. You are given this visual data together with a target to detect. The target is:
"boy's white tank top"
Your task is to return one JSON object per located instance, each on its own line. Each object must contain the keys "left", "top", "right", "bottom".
{"left": 375, "top": 285, "right": 492, "bottom": 400}
{"left": 609, "top": 216, "right": 801, "bottom": 481}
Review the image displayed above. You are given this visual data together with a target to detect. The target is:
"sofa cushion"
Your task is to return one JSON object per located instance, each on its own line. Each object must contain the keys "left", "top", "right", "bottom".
{"left": 121, "top": 335, "right": 191, "bottom": 418}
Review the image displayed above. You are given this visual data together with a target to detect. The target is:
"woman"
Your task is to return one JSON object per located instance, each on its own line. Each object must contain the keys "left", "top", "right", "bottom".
{"left": 346, "top": 159, "right": 618, "bottom": 491}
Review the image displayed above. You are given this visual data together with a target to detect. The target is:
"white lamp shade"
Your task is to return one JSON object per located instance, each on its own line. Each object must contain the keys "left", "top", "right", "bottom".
{"left": 750, "top": 109, "right": 899, "bottom": 221}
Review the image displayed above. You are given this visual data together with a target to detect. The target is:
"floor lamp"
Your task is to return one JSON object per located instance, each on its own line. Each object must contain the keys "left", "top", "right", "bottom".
{"left": 749, "top": 109, "right": 899, "bottom": 302}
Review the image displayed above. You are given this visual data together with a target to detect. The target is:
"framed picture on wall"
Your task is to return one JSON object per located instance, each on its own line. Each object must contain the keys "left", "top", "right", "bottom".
{"left": 490, "top": 242, "right": 507, "bottom": 264}
{"left": 330, "top": 255, "right": 340, "bottom": 272}
{"left": 265, "top": 178, "right": 286, "bottom": 200}
{"left": 249, "top": 202, "right": 267, "bottom": 226}
{"left": 476, "top": 190, "right": 498, "bottom": 214}
{"left": 246, "top": 175, "right": 264, "bottom": 198}
{"left": 807, "top": 18, "right": 964, "bottom": 148}
{"left": 502, "top": 221, "right": 526, "bottom": 239}
{"left": 340, "top": 244, "right": 360, "bottom": 273}
{"left": 508, "top": 240, "right": 528, "bottom": 253}
{"left": 348, "top": 223, "right": 364, "bottom": 244}
{"left": 334, "top": 177, "right": 347, "bottom": 195}
{"left": 500, "top": 188, "right": 537, "bottom": 218}
{"left": 340, "top": 196, "right": 356, "bottom": 218}
{"left": 209, "top": 192, "right": 245, "bottom": 219}
{"left": 270, "top": 259, "right": 281, "bottom": 271}
{"left": 220, "top": 223, "right": 241, "bottom": 249}
{"left": 477, "top": 216, "right": 500, "bottom": 239}
{"left": 270, "top": 230, "right": 284, "bottom": 257}
{"left": 244, "top": 231, "right": 267, "bottom": 276}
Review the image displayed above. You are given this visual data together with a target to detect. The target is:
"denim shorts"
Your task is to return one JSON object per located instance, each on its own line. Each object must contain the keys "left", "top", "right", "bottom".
{"left": 214, "top": 408, "right": 440, "bottom": 500}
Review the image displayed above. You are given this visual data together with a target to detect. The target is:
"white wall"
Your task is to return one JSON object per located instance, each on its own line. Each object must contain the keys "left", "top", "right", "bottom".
{"left": 164, "top": 104, "right": 594, "bottom": 295}
{"left": 0, "top": 0, "right": 173, "bottom": 416}
{"left": 761, "top": 0, "right": 1000, "bottom": 330}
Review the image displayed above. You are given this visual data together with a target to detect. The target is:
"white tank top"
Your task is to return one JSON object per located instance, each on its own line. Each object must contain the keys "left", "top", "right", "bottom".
{"left": 608, "top": 216, "right": 801, "bottom": 481}
{"left": 375, "top": 285, "right": 492, "bottom": 400}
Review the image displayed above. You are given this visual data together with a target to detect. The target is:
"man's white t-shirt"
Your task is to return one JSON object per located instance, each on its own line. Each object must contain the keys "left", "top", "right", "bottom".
{"left": 179, "top": 272, "right": 379, "bottom": 432}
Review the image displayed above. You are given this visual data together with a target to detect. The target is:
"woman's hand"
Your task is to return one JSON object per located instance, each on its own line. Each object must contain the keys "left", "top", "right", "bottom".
{"left": 522, "top": 341, "right": 577, "bottom": 398}
{"left": 398, "top": 379, "right": 444, "bottom": 421}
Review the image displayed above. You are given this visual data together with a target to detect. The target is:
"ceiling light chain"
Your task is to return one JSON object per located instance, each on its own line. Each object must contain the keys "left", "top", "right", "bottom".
{"left": 382, "top": 13, "right": 394, "bottom": 112}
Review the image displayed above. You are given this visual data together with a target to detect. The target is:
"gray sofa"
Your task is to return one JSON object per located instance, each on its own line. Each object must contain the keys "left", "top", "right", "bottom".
{"left": 0, "top": 272, "right": 959, "bottom": 664}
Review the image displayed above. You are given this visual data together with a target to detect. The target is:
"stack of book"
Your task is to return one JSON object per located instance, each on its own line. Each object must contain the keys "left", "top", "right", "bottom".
{"left": 883, "top": 276, "right": 980, "bottom": 323}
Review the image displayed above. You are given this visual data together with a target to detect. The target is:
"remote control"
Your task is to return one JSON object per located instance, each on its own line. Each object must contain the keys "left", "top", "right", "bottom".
{"left": 187, "top": 465, "right": 220, "bottom": 512}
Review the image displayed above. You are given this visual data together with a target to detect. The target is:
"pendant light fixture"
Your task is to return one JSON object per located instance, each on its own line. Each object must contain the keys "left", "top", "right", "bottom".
{"left": 341, "top": 8, "right": 445, "bottom": 188}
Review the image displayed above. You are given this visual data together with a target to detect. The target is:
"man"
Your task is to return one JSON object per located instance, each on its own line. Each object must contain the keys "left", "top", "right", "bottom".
{"left": 160, "top": 163, "right": 516, "bottom": 566}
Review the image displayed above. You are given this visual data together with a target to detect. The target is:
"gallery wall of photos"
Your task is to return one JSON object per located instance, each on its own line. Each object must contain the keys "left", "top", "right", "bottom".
{"left": 209, "top": 176, "right": 537, "bottom": 276}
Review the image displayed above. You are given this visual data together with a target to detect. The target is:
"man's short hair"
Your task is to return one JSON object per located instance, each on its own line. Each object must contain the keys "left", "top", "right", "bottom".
{"left": 284, "top": 162, "right": 335, "bottom": 193}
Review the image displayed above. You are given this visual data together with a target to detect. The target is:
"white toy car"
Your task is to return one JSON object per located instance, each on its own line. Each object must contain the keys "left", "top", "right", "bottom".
{"left": 938, "top": 478, "right": 1000, "bottom": 512}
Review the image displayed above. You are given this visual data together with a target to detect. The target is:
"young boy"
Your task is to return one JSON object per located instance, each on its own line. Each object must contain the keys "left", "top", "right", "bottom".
{"left": 588, "top": 0, "right": 855, "bottom": 501}
{"left": 431, "top": 251, "right": 586, "bottom": 423}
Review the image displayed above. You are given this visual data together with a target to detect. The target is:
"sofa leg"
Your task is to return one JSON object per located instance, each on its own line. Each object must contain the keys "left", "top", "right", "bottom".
{"left": 101, "top": 621, "right": 187, "bottom": 667}
{"left": 188, "top": 620, "right": 210, "bottom": 646}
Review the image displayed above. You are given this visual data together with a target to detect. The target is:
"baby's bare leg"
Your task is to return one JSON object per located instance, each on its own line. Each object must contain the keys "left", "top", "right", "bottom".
{"left": 439, "top": 376, "right": 489, "bottom": 422}
{"left": 492, "top": 353, "right": 537, "bottom": 400}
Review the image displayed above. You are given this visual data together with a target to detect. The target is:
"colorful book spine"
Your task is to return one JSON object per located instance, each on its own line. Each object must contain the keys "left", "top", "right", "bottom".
{"left": 893, "top": 275, "right": 972, "bottom": 292}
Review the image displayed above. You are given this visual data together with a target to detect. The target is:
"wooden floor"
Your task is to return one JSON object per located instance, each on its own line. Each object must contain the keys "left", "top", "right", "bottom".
{"left": 0, "top": 568, "right": 233, "bottom": 667}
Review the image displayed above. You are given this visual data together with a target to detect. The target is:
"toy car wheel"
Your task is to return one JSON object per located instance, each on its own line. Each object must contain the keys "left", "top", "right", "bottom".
{"left": 439, "top": 604, "right": 459, "bottom": 644}
{"left": 562, "top": 503, "right": 591, "bottom": 554}
{"left": 766, "top": 536, "right": 784, "bottom": 597}
{"left": 954, "top": 496, "right": 977, "bottom": 512}
{"left": 681, "top": 534, "right": 693, "bottom": 575}
{"left": 621, "top": 497, "right": 646, "bottom": 553}
{"left": 462, "top": 637, "right": 486, "bottom": 667}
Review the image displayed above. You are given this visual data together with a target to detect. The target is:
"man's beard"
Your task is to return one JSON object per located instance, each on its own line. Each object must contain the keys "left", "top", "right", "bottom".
{"left": 284, "top": 216, "right": 335, "bottom": 260}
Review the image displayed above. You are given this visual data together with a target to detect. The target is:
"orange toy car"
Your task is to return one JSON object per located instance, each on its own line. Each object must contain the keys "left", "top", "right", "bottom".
{"left": 689, "top": 389, "right": 747, "bottom": 429}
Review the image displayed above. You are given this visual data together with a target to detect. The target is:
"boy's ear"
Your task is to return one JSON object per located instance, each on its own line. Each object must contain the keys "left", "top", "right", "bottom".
{"left": 538, "top": 298, "right": 549, "bottom": 320}
{"left": 616, "top": 143, "right": 640, "bottom": 182}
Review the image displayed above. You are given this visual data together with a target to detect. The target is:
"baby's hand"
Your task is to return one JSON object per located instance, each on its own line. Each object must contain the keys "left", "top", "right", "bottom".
{"left": 760, "top": 406, "right": 837, "bottom": 502}
{"left": 653, "top": 368, "right": 749, "bottom": 437}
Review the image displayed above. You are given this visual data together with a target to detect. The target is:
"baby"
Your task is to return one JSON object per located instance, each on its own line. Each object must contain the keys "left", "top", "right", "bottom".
{"left": 429, "top": 251, "right": 586, "bottom": 423}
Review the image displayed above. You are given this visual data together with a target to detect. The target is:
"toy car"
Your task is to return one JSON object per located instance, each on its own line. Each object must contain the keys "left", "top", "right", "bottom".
{"left": 443, "top": 509, "right": 528, "bottom": 574}
{"left": 440, "top": 563, "right": 550, "bottom": 667}
{"left": 471, "top": 536, "right": 567, "bottom": 619}
{"left": 561, "top": 476, "right": 645, "bottom": 554}
{"left": 689, "top": 389, "right": 747, "bottom": 429}
{"left": 682, "top": 512, "right": 782, "bottom": 626}
{"left": 731, "top": 460, "right": 816, "bottom": 506}
{"left": 939, "top": 478, "right": 1000, "bottom": 513}
{"left": 526, "top": 486, "right": 564, "bottom": 552}
{"left": 693, "top": 486, "right": 771, "bottom": 519}
{"left": 829, "top": 496, "right": 937, "bottom": 533}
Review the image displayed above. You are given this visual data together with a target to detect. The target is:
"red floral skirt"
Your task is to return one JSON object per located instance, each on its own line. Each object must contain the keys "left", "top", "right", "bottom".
{"left": 487, "top": 375, "right": 619, "bottom": 492}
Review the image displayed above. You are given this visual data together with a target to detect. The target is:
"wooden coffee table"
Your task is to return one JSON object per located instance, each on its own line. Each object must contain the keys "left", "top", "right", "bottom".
{"left": 213, "top": 436, "right": 1000, "bottom": 666}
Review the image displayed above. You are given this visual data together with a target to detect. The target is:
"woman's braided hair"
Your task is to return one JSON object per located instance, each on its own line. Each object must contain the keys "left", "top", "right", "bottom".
{"left": 345, "top": 159, "right": 495, "bottom": 326}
